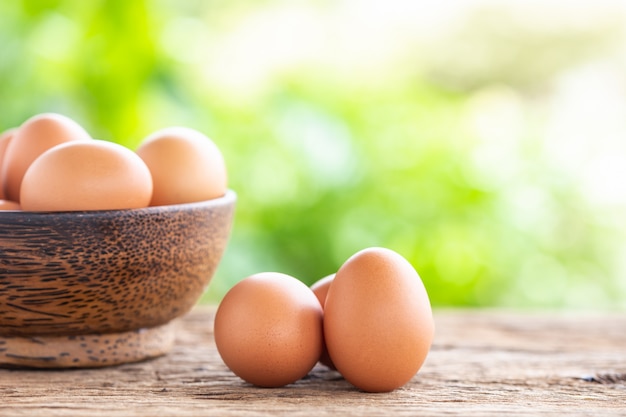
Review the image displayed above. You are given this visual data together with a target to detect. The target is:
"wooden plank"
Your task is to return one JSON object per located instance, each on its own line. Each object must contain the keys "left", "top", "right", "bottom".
{"left": 1, "top": 307, "right": 625, "bottom": 416}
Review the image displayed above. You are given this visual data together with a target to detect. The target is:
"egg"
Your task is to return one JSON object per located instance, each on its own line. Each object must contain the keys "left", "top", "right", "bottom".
{"left": 0, "top": 128, "right": 15, "bottom": 200}
{"left": 20, "top": 140, "right": 153, "bottom": 212}
{"left": 2, "top": 113, "right": 91, "bottom": 202}
{"left": 136, "top": 127, "right": 227, "bottom": 206}
{"left": 0, "top": 199, "right": 20, "bottom": 210}
{"left": 310, "top": 274, "right": 336, "bottom": 370}
{"left": 323, "top": 247, "right": 434, "bottom": 392}
{"left": 214, "top": 272, "right": 323, "bottom": 388}
{"left": 311, "top": 274, "right": 334, "bottom": 307}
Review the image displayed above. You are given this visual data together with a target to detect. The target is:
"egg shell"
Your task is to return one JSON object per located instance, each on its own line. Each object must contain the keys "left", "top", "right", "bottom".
{"left": 310, "top": 274, "right": 336, "bottom": 370}
{"left": 311, "top": 274, "right": 334, "bottom": 307}
{"left": 0, "top": 128, "right": 15, "bottom": 200}
{"left": 0, "top": 199, "right": 20, "bottom": 210}
{"left": 323, "top": 247, "right": 434, "bottom": 393}
{"left": 2, "top": 113, "right": 91, "bottom": 202}
{"left": 214, "top": 272, "right": 324, "bottom": 388}
{"left": 20, "top": 140, "right": 153, "bottom": 212}
{"left": 136, "top": 127, "right": 227, "bottom": 206}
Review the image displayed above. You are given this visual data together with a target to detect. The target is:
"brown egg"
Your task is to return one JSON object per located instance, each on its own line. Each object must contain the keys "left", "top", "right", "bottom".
{"left": 20, "top": 140, "right": 153, "bottom": 212}
{"left": 311, "top": 274, "right": 334, "bottom": 307}
{"left": 0, "top": 199, "right": 20, "bottom": 210}
{"left": 136, "top": 127, "right": 227, "bottom": 206}
{"left": 0, "top": 128, "right": 15, "bottom": 200}
{"left": 2, "top": 113, "right": 91, "bottom": 202}
{"left": 214, "top": 272, "right": 323, "bottom": 388}
{"left": 323, "top": 247, "right": 434, "bottom": 393}
{"left": 310, "top": 274, "right": 336, "bottom": 370}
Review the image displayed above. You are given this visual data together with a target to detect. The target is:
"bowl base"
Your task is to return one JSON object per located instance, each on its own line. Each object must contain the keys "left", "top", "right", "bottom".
{"left": 0, "top": 322, "right": 176, "bottom": 369}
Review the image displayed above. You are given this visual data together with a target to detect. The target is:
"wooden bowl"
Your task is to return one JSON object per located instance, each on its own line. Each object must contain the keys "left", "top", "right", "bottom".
{"left": 0, "top": 190, "right": 236, "bottom": 368}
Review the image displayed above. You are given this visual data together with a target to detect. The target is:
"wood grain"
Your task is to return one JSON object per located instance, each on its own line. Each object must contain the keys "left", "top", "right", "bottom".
{"left": 0, "top": 191, "right": 235, "bottom": 337}
{"left": 1, "top": 306, "right": 625, "bottom": 416}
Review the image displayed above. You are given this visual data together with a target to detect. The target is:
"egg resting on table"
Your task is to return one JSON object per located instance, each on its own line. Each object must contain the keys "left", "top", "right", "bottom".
{"left": 323, "top": 247, "right": 434, "bottom": 393}
{"left": 214, "top": 272, "right": 323, "bottom": 388}
{"left": 310, "top": 274, "right": 337, "bottom": 370}
{"left": 0, "top": 199, "right": 20, "bottom": 210}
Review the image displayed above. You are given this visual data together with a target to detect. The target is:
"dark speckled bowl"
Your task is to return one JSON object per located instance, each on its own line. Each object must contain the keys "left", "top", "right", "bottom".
{"left": 0, "top": 190, "right": 235, "bottom": 368}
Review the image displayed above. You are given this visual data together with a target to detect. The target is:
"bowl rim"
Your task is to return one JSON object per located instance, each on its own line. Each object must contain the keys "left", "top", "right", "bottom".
{"left": 0, "top": 189, "right": 236, "bottom": 218}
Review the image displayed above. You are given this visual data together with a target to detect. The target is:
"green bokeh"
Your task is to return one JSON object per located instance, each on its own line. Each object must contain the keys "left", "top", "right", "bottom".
{"left": 2, "top": 0, "right": 625, "bottom": 309}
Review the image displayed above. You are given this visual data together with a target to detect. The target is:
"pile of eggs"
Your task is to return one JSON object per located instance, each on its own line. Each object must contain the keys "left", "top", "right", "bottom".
{"left": 1, "top": 113, "right": 434, "bottom": 393}
{"left": 214, "top": 247, "right": 435, "bottom": 393}
{"left": 0, "top": 113, "right": 227, "bottom": 211}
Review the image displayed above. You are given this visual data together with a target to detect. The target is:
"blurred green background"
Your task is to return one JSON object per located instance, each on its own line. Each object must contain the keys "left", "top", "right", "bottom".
{"left": 2, "top": 0, "right": 626, "bottom": 309}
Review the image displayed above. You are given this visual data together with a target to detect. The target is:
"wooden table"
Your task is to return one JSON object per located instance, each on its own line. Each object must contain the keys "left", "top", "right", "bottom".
{"left": 1, "top": 306, "right": 625, "bottom": 416}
